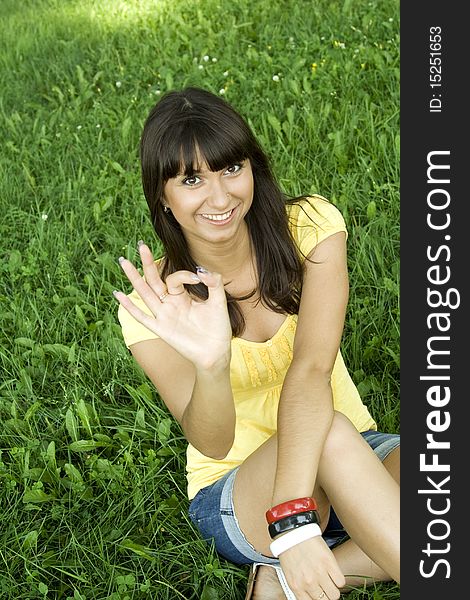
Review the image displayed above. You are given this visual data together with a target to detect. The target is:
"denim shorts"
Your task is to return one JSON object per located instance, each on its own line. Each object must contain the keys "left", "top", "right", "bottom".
{"left": 188, "top": 430, "right": 400, "bottom": 565}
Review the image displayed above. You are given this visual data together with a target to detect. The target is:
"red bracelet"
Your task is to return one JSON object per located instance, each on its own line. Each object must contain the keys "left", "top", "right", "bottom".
{"left": 265, "top": 497, "right": 318, "bottom": 525}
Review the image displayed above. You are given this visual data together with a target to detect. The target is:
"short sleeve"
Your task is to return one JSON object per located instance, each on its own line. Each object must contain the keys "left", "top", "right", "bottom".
{"left": 117, "top": 288, "right": 160, "bottom": 348}
{"left": 288, "top": 195, "right": 348, "bottom": 258}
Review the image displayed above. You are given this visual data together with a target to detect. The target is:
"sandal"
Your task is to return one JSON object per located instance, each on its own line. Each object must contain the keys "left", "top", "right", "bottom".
{"left": 244, "top": 562, "right": 297, "bottom": 599}
{"left": 244, "top": 563, "right": 257, "bottom": 600}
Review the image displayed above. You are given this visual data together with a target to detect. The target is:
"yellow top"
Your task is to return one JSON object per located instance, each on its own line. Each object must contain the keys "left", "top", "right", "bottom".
{"left": 118, "top": 196, "right": 376, "bottom": 499}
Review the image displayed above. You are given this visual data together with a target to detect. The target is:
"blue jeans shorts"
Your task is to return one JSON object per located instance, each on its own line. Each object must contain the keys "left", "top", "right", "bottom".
{"left": 188, "top": 430, "right": 400, "bottom": 565}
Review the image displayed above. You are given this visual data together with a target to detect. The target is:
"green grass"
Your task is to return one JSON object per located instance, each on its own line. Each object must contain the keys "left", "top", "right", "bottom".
{"left": 0, "top": 0, "right": 399, "bottom": 597}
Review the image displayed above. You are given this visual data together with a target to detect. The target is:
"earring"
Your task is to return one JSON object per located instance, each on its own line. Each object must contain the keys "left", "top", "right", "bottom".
{"left": 163, "top": 205, "right": 169, "bottom": 213}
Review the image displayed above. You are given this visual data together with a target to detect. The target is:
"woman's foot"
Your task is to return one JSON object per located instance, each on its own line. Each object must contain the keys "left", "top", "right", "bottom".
{"left": 249, "top": 565, "right": 285, "bottom": 600}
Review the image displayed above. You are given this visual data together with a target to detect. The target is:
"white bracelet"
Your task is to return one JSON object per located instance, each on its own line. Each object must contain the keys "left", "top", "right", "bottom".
{"left": 269, "top": 523, "right": 322, "bottom": 558}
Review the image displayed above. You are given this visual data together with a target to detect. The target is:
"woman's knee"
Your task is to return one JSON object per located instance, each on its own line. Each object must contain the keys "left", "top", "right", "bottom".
{"left": 321, "top": 411, "right": 359, "bottom": 458}
{"left": 383, "top": 446, "right": 400, "bottom": 484}
{"left": 313, "top": 412, "right": 358, "bottom": 521}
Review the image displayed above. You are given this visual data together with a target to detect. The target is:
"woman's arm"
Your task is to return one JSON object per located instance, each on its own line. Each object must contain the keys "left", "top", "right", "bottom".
{"left": 272, "top": 230, "right": 349, "bottom": 504}
{"left": 115, "top": 244, "right": 236, "bottom": 459}
{"left": 270, "top": 231, "right": 349, "bottom": 597}
{"left": 130, "top": 340, "right": 235, "bottom": 460}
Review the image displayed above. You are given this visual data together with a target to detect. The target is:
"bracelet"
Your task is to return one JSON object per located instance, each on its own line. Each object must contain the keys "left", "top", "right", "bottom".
{"left": 269, "top": 523, "right": 322, "bottom": 558}
{"left": 268, "top": 510, "right": 320, "bottom": 539}
{"left": 266, "top": 497, "right": 318, "bottom": 525}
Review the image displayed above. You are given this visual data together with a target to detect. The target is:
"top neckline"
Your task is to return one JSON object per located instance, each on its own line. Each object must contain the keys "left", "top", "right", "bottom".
{"left": 232, "top": 314, "right": 296, "bottom": 347}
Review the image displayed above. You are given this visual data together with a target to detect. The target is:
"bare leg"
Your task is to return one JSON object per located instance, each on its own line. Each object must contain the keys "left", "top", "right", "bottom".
{"left": 234, "top": 413, "right": 400, "bottom": 597}
{"left": 250, "top": 448, "right": 400, "bottom": 598}
{"left": 335, "top": 446, "right": 400, "bottom": 590}
{"left": 317, "top": 414, "right": 400, "bottom": 582}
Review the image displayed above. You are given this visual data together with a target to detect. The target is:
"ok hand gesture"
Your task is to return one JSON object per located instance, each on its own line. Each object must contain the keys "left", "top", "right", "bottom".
{"left": 114, "top": 243, "right": 232, "bottom": 370}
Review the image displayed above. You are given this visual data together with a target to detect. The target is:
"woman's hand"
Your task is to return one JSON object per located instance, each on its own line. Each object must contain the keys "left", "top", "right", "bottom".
{"left": 114, "top": 243, "right": 232, "bottom": 370}
{"left": 279, "top": 536, "right": 345, "bottom": 600}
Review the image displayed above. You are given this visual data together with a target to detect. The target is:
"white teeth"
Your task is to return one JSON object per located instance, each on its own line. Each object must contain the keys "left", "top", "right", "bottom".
{"left": 202, "top": 209, "right": 233, "bottom": 221}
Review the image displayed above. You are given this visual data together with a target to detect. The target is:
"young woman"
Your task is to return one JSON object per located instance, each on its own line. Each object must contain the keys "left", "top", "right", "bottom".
{"left": 114, "top": 87, "right": 400, "bottom": 599}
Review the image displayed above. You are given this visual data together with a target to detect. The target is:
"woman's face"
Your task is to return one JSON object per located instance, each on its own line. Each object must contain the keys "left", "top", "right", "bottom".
{"left": 163, "top": 158, "right": 254, "bottom": 244}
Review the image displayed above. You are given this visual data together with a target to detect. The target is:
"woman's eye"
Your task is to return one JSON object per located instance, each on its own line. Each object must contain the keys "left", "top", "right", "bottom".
{"left": 224, "top": 164, "right": 242, "bottom": 175}
{"left": 182, "top": 175, "right": 201, "bottom": 186}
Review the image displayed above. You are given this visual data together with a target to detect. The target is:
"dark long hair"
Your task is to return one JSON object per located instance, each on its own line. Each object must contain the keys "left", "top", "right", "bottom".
{"left": 140, "top": 87, "right": 304, "bottom": 336}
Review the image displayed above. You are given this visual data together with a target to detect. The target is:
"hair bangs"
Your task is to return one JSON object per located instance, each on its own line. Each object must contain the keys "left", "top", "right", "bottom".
{"left": 188, "top": 121, "right": 249, "bottom": 174}
{"left": 157, "top": 122, "right": 193, "bottom": 181}
{"left": 162, "top": 119, "right": 249, "bottom": 181}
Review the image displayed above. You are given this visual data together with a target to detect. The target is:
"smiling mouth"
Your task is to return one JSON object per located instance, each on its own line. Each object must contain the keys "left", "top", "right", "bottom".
{"left": 200, "top": 207, "right": 236, "bottom": 223}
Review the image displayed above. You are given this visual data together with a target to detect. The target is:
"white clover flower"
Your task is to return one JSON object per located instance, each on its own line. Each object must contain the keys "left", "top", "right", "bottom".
{"left": 212, "top": 57, "right": 217, "bottom": 63}
{"left": 198, "top": 64, "right": 204, "bottom": 70}
{"left": 223, "top": 70, "right": 229, "bottom": 77}
{"left": 155, "top": 89, "right": 161, "bottom": 95}
{"left": 203, "top": 55, "right": 209, "bottom": 62}
{"left": 96, "top": 124, "right": 101, "bottom": 128}
{"left": 219, "top": 88, "right": 225, "bottom": 95}
{"left": 77, "top": 125, "right": 82, "bottom": 130}
{"left": 115, "top": 81, "right": 122, "bottom": 88}
{"left": 272, "top": 75, "right": 280, "bottom": 82}
{"left": 41, "top": 213, "right": 48, "bottom": 221}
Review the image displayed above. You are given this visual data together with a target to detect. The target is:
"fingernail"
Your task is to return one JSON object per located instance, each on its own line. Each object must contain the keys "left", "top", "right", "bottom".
{"left": 112, "top": 290, "right": 119, "bottom": 297}
{"left": 118, "top": 256, "right": 125, "bottom": 264}
{"left": 137, "top": 240, "right": 144, "bottom": 248}
{"left": 196, "top": 266, "right": 209, "bottom": 275}
{"left": 190, "top": 274, "right": 201, "bottom": 282}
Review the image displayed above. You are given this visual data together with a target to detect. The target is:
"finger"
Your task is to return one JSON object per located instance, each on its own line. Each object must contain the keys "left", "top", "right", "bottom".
{"left": 113, "top": 290, "right": 160, "bottom": 334}
{"left": 118, "top": 257, "right": 161, "bottom": 314}
{"left": 309, "top": 590, "right": 326, "bottom": 600}
{"left": 317, "top": 580, "right": 338, "bottom": 600}
{"left": 165, "top": 270, "right": 201, "bottom": 296}
{"left": 329, "top": 563, "right": 346, "bottom": 590}
{"left": 195, "top": 267, "right": 227, "bottom": 305}
{"left": 137, "top": 242, "right": 166, "bottom": 294}
{"left": 318, "top": 566, "right": 344, "bottom": 600}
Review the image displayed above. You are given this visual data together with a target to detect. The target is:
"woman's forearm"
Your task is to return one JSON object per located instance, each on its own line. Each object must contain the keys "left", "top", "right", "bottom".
{"left": 181, "top": 359, "right": 236, "bottom": 460}
{"left": 272, "top": 361, "right": 334, "bottom": 505}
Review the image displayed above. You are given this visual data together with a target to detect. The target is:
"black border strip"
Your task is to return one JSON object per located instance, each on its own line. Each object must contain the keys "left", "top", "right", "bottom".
{"left": 401, "top": 4, "right": 466, "bottom": 597}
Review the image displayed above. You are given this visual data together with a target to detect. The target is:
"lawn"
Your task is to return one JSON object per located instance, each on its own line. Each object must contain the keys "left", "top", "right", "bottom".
{"left": 0, "top": 0, "right": 399, "bottom": 598}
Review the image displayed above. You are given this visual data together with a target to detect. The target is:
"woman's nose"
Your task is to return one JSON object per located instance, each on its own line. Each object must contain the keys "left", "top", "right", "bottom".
{"left": 206, "top": 178, "right": 230, "bottom": 209}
